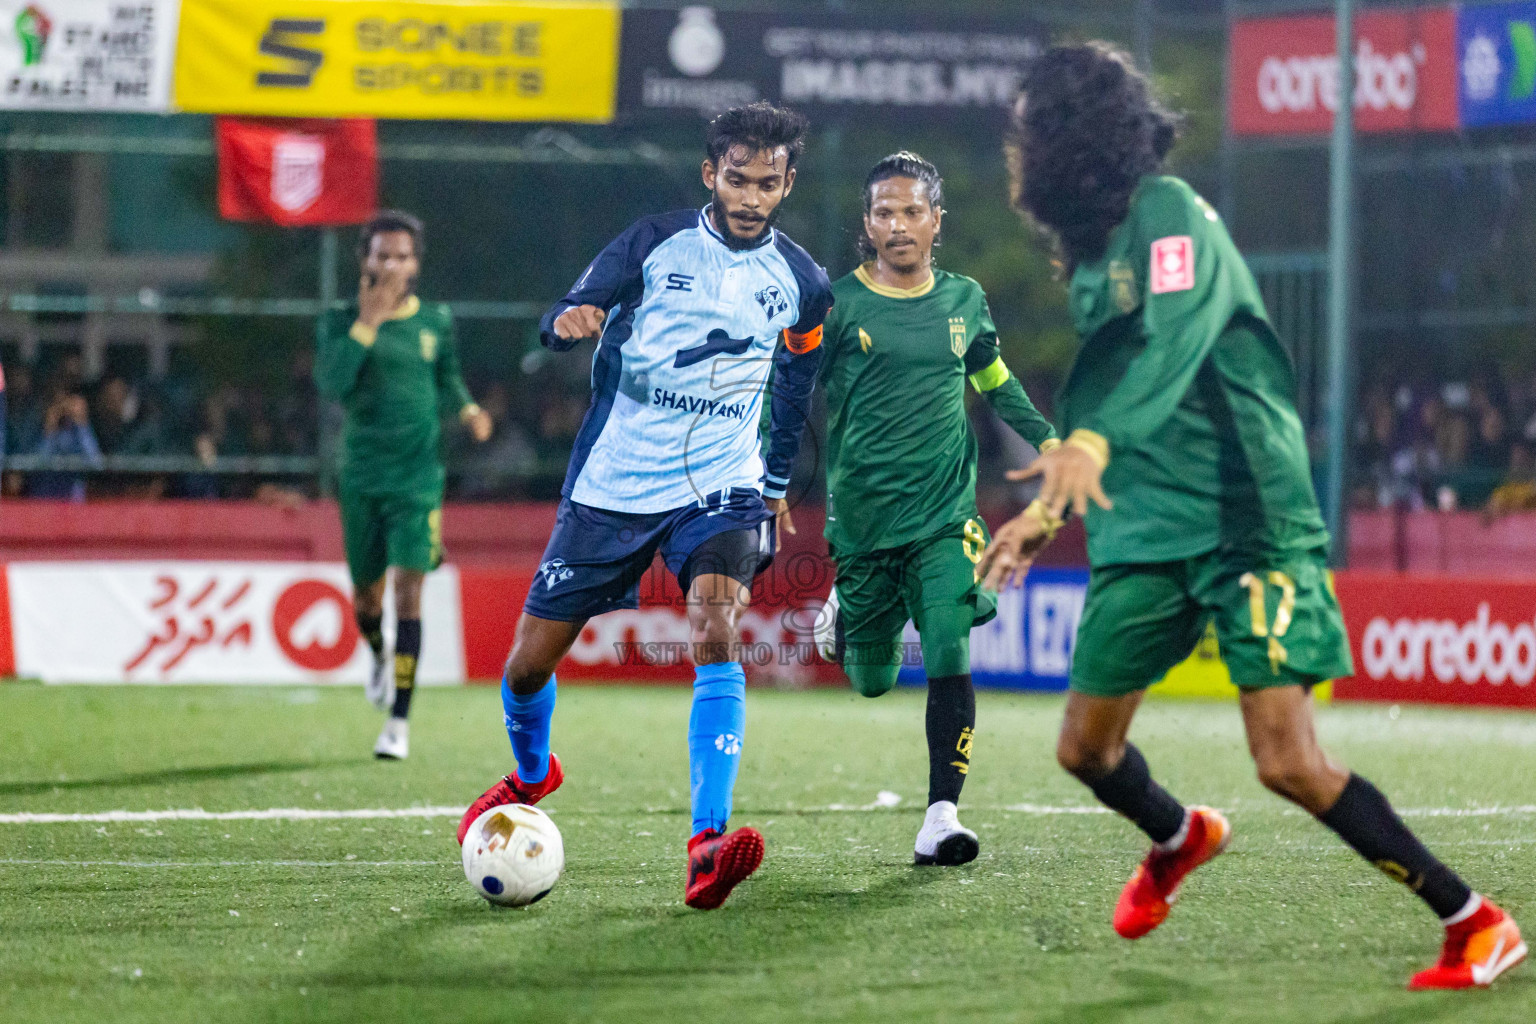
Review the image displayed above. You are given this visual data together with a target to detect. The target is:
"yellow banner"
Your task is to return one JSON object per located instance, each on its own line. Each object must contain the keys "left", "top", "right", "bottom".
{"left": 174, "top": 0, "right": 619, "bottom": 122}
{"left": 1150, "top": 623, "right": 1333, "bottom": 701}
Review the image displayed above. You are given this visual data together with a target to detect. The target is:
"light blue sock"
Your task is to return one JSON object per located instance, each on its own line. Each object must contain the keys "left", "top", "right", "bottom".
{"left": 688, "top": 662, "right": 746, "bottom": 836}
{"left": 502, "top": 674, "right": 556, "bottom": 784}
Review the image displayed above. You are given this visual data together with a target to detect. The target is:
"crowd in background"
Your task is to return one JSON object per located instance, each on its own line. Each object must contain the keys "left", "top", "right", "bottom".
{"left": 0, "top": 346, "right": 589, "bottom": 502}
{"left": 5, "top": 343, "right": 1536, "bottom": 519}
{"left": 1353, "top": 366, "right": 1536, "bottom": 516}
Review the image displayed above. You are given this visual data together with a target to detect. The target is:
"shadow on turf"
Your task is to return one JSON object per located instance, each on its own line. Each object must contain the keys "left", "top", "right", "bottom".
{"left": 0, "top": 758, "right": 368, "bottom": 796}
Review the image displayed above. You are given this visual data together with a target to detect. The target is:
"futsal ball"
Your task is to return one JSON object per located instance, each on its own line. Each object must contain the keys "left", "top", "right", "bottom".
{"left": 461, "top": 803, "right": 564, "bottom": 907}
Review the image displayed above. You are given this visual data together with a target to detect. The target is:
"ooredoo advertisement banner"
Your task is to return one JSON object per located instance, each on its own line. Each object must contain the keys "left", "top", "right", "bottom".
{"left": 1228, "top": 7, "right": 1459, "bottom": 136}
{"left": 0, "top": 0, "right": 180, "bottom": 110}
{"left": 1332, "top": 571, "right": 1536, "bottom": 708}
{"left": 6, "top": 562, "right": 463, "bottom": 684}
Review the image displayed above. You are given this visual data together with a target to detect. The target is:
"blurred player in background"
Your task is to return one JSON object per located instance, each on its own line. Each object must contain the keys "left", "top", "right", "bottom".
{"left": 980, "top": 43, "right": 1524, "bottom": 990}
{"left": 315, "top": 211, "right": 493, "bottom": 760}
{"left": 458, "top": 103, "right": 833, "bottom": 910}
{"left": 813, "top": 152, "right": 1057, "bottom": 865}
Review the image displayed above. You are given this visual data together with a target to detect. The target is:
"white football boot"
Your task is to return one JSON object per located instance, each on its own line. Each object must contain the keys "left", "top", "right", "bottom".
{"left": 373, "top": 717, "right": 409, "bottom": 760}
{"left": 914, "top": 800, "right": 980, "bottom": 866}
{"left": 813, "top": 587, "right": 843, "bottom": 664}
{"left": 364, "top": 653, "right": 394, "bottom": 712}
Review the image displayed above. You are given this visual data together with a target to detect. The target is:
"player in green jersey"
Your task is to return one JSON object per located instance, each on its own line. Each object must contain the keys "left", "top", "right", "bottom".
{"left": 315, "top": 211, "right": 493, "bottom": 761}
{"left": 978, "top": 44, "right": 1523, "bottom": 989}
{"left": 813, "top": 152, "right": 1058, "bottom": 865}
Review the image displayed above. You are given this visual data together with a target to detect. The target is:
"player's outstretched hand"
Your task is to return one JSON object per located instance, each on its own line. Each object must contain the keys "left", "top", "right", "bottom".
{"left": 766, "top": 497, "right": 795, "bottom": 547}
{"left": 464, "top": 405, "right": 493, "bottom": 443}
{"left": 358, "top": 266, "right": 410, "bottom": 328}
{"left": 553, "top": 304, "right": 607, "bottom": 342}
{"left": 977, "top": 505, "right": 1055, "bottom": 591}
{"left": 1008, "top": 444, "right": 1112, "bottom": 520}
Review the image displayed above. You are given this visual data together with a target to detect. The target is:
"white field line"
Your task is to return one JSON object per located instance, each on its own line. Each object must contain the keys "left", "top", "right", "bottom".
{"left": 0, "top": 806, "right": 466, "bottom": 824}
{"left": 0, "top": 859, "right": 443, "bottom": 868}
{"left": 4, "top": 803, "right": 1536, "bottom": 825}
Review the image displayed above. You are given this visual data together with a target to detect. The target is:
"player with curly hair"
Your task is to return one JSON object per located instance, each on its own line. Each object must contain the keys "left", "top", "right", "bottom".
{"left": 980, "top": 42, "right": 1524, "bottom": 990}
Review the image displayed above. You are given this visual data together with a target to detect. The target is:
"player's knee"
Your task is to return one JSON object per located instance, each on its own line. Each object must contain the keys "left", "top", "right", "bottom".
{"left": 1056, "top": 732, "right": 1117, "bottom": 780}
{"left": 392, "top": 573, "right": 424, "bottom": 619}
{"left": 353, "top": 583, "right": 385, "bottom": 620}
{"left": 1253, "top": 750, "right": 1322, "bottom": 804}
{"left": 846, "top": 662, "right": 898, "bottom": 698}
{"left": 690, "top": 617, "right": 739, "bottom": 665}
{"left": 503, "top": 649, "right": 555, "bottom": 696}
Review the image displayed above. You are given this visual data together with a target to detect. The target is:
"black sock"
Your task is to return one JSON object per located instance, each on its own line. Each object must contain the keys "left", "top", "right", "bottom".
{"left": 1319, "top": 773, "right": 1473, "bottom": 919}
{"left": 925, "top": 673, "right": 975, "bottom": 806}
{"left": 390, "top": 618, "right": 421, "bottom": 719}
{"left": 357, "top": 612, "right": 384, "bottom": 661}
{"left": 1085, "top": 743, "right": 1187, "bottom": 844}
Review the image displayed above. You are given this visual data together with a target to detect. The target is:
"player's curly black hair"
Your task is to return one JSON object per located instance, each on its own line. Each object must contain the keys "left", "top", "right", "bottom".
{"left": 857, "top": 151, "right": 944, "bottom": 261}
{"left": 357, "top": 209, "right": 425, "bottom": 261}
{"left": 705, "top": 101, "right": 809, "bottom": 171}
{"left": 1005, "top": 42, "right": 1180, "bottom": 274}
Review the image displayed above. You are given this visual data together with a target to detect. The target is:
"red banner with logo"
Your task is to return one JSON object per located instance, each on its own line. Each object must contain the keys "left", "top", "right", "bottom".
{"left": 1333, "top": 571, "right": 1536, "bottom": 709}
{"left": 1228, "top": 8, "right": 1459, "bottom": 136}
{"left": 216, "top": 117, "right": 377, "bottom": 226}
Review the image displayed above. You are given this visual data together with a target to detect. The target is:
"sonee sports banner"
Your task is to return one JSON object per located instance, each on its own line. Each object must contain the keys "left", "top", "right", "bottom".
{"left": 173, "top": 0, "right": 619, "bottom": 122}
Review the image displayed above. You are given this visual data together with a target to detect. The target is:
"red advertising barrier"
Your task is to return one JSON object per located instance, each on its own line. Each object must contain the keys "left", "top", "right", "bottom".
{"left": 1229, "top": 7, "right": 1459, "bottom": 136}
{"left": 459, "top": 563, "right": 839, "bottom": 685}
{"left": 1333, "top": 571, "right": 1536, "bottom": 709}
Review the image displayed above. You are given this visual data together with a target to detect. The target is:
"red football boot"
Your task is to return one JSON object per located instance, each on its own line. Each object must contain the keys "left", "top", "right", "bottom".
{"left": 684, "top": 826, "right": 765, "bottom": 910}
{"left": 456, "top": 753, "right": 564, "bottom": 845}
{"left": 1113, "top": 805, "right": 1231, "bottom": 939}
{"left": 1409, "top": 898, "right": 1526, "bottom": 990}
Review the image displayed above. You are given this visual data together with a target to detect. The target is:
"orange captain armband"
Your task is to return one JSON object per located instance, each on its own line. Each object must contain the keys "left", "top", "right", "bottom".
{"left": 782, "top": 324, "right": 823, "bottom": 354}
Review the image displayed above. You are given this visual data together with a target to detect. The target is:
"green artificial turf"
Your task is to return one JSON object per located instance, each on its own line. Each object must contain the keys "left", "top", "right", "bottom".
{"left": 0, "top": 683, "right": 1532, "bottom": 1023}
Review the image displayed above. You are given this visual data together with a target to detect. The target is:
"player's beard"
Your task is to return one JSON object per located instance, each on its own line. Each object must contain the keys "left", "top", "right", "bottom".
{"left": 710, "top": 192, "right": 779, "bottom": 251}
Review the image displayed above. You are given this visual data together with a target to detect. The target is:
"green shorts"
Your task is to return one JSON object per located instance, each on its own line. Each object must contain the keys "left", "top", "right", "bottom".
{"left": 339, "top": 486, "right": 444, "bottom": 590}
{"left": 1070, "top": 545, "right": 1354, "bottom": 697}
{"left": 832, "top": 518, "right": 996, "bottom": 681}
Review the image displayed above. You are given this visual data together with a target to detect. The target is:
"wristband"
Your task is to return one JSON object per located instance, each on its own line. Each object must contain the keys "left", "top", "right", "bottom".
{"left": 1038, "top": 437, "right": 1062, "bottom": 455}
{"left": 1023, "top": 498, "right": 1064, "bottom": 541}
{"left": 459, "top": 403, "right": 483, "bottom": 423}
{"left": 1065, "top": 429, "right": 1109, "bottom": 469}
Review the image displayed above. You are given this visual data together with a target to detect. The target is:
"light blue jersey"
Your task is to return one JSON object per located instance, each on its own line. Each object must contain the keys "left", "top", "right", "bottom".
{"left": 539, "top": 207, "right": 833, "bottom": 514}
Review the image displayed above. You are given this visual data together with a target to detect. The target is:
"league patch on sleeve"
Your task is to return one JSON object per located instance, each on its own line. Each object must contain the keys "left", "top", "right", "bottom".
{"left": 1149, "top": 236, "right": 1195, "bottom": 294}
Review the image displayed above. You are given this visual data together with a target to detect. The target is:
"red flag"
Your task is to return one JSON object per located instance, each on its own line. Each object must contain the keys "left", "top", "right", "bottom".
{"left": 216, "top": 117, "right": 377, "bottom": 226}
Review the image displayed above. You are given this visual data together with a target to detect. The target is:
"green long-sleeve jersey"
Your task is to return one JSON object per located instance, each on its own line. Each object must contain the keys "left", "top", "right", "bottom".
{"left": 820, "top": 265, "right": 1058, "bottom": 554}
{"left": 314, "top": 295, "right": 474, "bottom": 498}
{"left": 1060, "top": 175, "right": 1329, "bottom": 566}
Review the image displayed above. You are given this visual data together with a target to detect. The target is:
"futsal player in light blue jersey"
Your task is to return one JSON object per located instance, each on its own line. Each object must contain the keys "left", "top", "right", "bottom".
{"left": 458, "top": 103, "right": 833, "bottom": 910}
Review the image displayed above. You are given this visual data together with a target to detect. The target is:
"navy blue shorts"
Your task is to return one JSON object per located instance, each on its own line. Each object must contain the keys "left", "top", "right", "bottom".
{"left": 524, "top": 487, "right": 775, "bottom": 622}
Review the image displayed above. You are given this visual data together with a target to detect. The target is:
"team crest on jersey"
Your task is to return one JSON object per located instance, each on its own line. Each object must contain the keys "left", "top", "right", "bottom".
{"left": 948, "top": 317, "right": 967, "bottom": 358}
{"left": 539, "top": 558, "right": 575, "bottom": 589}
{"left": 419, "top": 329, "right": 438, "bottom": 361}
{"left": 754, "top": 285, "right": 789, "bottom": 319}
{"left": 1108, "top": 261, "right": 1138, "bottom": 314}
{"left": 858, "top": 328, "right": 873, "bottom": 354}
